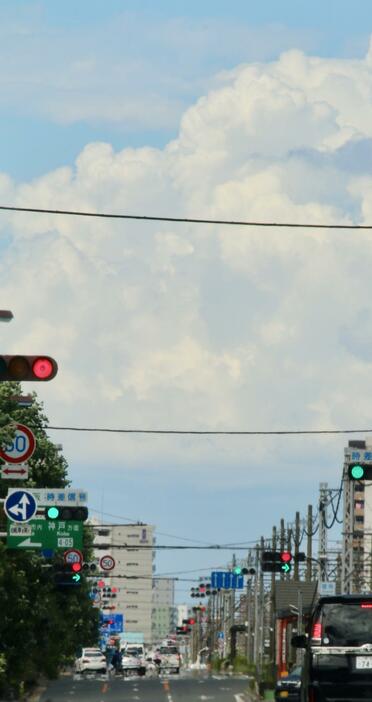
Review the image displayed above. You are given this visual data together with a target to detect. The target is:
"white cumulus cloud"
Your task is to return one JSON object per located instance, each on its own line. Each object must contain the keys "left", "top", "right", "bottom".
{"left": 2, "top": 44, "right": 372, "bottom": 489}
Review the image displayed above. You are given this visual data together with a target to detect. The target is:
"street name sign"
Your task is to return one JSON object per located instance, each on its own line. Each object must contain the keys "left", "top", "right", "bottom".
{"left": 4, "top": 489, "right": 37, "bottom": 522}
{"left": 7, "top": 519, "right": 83, "bottom": 550}
{"left": 1, "top": 464, "right": 29, "bottom": 480}
{"left": 0, "top": 424, "right": 36, "bottom": 463}
{"left": 7, "top": 487, "right": 88, "bottom": 506}
{"left": 211, "top": 571, "right": 244, "bottom": 589}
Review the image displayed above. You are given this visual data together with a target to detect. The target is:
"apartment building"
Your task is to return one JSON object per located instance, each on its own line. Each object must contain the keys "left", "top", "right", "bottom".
{"left": 152, "top": 578, "right": 176, "bottom": 643}
{"left": 93, "top": 523, "right": 155, "bottom": 644}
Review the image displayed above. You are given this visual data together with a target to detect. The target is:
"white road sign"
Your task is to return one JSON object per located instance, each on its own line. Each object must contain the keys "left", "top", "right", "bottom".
{"left": 1, "top": 464, "right": 29, "bottom": 480}
{"left": 7, "top": 488, "right": 88, "bottom": 506}
{"left": 0, "top": 424, "right": 36, "bottom": 464}
{"left": 100, "top": 555, "right": 115, "bottom": 571}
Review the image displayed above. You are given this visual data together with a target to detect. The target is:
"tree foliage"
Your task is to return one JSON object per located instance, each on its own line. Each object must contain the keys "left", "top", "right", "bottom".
{"left": 0, "top": 383, "right": 99, "bottom": 698}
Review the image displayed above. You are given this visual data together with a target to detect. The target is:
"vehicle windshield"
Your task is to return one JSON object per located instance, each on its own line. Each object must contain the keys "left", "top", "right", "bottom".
{"left": 319, "top": 603, "right": 372, "bottom": 646}
{"left": 84, "top": 652, "right": 104, "bottom": 658}
{"left": 288, "top": 666, "right": 302, "bottom": 678}
{"left": 159, "top": 647, "right": 178, "bottom": 655}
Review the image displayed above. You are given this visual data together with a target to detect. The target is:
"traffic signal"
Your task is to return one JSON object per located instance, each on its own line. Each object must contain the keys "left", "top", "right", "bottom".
{"left": 348, "top": 464, "right": 372, "bottom": 481}
{"left": 45, "top": 506, "right": 88, "bottom": 521}
{"left": 54, "top": 564, "right": 82, "bottom": 587}
{"left": 0, "top": 355, "right": 58, "bottom": 382}
{"left": 82, "top": 562, "right": 98, "bottom": 573}
{"left": 261, "top": 550, "right": 293, "bottom": 573}
{"left": 233, "top": 567, "right": 242, "bottom": 576}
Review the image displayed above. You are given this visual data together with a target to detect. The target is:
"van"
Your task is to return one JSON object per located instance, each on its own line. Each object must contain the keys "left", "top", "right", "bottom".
{"left": 292, "top": 594, "right": 372, "bottom": 701}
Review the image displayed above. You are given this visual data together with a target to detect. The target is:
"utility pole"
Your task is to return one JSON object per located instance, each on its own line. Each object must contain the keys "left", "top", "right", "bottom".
{"left": 319, "top": 483, "right": 328, "bottom": 581}
{"left": 270, "top": 526, "right": 277, "bottom": 679}
{"left": 245, "top": 552, "right": 254, "bottom": 663}
{"left": 253, "top": 543, "right": 260, "bottom": 666}
{"left": 306, "top": 504, "right": 313, "bottom": 582}
{"left": 287, "top": 526, "right": 293, "bottom": 581}
{"left": 294, "top": 511, "right": 300, "bottom": 580}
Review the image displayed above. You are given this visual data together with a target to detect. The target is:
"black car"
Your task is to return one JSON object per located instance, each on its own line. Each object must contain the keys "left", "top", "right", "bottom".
{"left": 292, "top": 594, "right": 372, "bottom": 701}
{"left": 275, "top": 665, "right": 302, "bottom": 701}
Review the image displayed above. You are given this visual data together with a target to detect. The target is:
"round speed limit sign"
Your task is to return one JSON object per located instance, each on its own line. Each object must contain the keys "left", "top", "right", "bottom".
{"left": 100, "top": 555, "right": 115, "bottom": 571}
{"left": 0, "top": 423, "right": 36, "bottom": 464}
{"left": 64, "top": 549, "right": 83, "bottom": 565}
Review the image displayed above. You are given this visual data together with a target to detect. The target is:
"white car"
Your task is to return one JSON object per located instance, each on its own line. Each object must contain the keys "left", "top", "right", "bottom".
{"left": 75, "top": 648, "right": 107, "bottom": 674}
{"left": 120, "top": 650, "right": 146, "bottom": 677}
{"left": 155, "top": 645, "right": 181, "bottom": 674}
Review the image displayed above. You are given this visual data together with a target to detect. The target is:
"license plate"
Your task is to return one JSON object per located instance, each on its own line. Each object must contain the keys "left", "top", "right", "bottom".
{"left": 356, "top": 656, "right": 372, "bottom": 669}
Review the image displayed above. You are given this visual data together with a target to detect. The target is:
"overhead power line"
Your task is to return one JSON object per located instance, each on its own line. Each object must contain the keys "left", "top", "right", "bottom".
{"left": 95, "top": 542, "right": 254, "bottom": 550}
{"left": 1, "top": 204, "right": 371, "bottom": 230}
{"left": 47, "top": 424, "right": 372, "bottom": 436}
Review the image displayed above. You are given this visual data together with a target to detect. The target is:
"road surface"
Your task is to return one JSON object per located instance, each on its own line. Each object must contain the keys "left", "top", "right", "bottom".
{"left": 39, "top": 671, "right": 253, "bottom": 702}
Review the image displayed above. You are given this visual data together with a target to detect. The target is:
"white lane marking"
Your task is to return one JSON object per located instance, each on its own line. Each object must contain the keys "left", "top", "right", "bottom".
{"left": 200, "top": 696, "right": 214, "bottom": 700}
{"left": 234, "top": 695, "right": 246, "bottom": 702}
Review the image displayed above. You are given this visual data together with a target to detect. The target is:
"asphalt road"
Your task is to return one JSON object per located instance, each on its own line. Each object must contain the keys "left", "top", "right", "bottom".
{"left": 39, "top": 671, "right": 252, "bottom": 702}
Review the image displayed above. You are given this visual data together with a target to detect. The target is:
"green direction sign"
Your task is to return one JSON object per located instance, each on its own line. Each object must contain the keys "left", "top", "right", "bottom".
{"left": 7, "top": 519, "right": 83, "bottom": 550}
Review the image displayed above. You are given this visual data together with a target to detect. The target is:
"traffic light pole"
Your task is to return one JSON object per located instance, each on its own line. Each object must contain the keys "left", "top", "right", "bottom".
{"left": 294, "top": 512, "right": 300, "bottom": 580}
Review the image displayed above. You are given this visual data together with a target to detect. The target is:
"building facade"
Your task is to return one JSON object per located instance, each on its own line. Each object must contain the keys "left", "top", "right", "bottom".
{"left": 93, "top": 523, "right": 155, "bottom": 644}
{"left": 152, "top": 578, "right": 176, "bottom": 643}
{"left": 342, "top": 440, "right": 372, "bottom": 592}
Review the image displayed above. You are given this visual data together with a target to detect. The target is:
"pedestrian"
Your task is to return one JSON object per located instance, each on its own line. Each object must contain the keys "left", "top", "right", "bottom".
{"left": 111, "top": 648, "right": 122, "bottom": 674}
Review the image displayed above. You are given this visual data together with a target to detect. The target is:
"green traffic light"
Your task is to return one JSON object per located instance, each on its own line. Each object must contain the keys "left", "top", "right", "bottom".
{"left": 233, "top": 567, "right": 242, "bottom": 575}
{"left": 47, "top": 506, "right": 60, "bottom": 519}
{"left": 351, "top": 465, "right": 365, "bottom": 480}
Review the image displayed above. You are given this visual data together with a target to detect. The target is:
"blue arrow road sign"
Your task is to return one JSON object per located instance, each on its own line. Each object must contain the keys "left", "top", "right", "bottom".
{"left": 100, "top": 614, "right": 124, "bottom": 634}
{"left": 4, "top": 490, "right": 37, "bottom": 523}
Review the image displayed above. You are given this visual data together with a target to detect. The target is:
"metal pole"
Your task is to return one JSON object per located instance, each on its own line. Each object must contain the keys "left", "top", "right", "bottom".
{"left": 318, "top": 483, "right": 328, "bottom": 581}
{"left": 294, "top": 512, "right": 300, "bottom": 580}
{"left": 306, "top": 505, "right": 313, "bottom": 582}
{"left": 280, "top": 519, "right": 285, "bottom": 581}
{"left": 253, "top": 544, "right": 260, "bottom": 666}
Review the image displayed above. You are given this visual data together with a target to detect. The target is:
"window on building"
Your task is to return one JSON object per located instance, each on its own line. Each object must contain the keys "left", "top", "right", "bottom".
{"left": 355, "top": 516, "right": 364, "bottom": 523}
{"left": 97, "top": 529, "right": 110, "bottom": 536}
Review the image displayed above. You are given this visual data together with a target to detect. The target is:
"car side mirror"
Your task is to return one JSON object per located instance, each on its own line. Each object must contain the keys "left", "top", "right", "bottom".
{"left": 291, "top": 634, "right": 307, "bottom": 649}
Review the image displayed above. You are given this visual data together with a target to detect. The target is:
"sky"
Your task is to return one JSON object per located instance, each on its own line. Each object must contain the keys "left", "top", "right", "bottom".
{"left": 1, "top": 0, "right": 371, "bottom": 601}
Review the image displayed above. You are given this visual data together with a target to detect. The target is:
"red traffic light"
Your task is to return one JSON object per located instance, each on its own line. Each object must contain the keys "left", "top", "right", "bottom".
{"left": 280, "top": 551, "right": 292, "bottom": 563}
{"left": 0, "top": 355, "right": 58, "bottom": 382}
{"left": 188, "top": 618, "right": 196, "bottom": 625}
{"left": 71, "top": 562, "right": 82, "bottom": 573}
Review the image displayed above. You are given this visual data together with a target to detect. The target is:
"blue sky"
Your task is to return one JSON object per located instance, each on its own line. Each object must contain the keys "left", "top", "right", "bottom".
{"left": 0, "top": 0, "right": 370, "bottom": 602}
{"left": 1, "top": 0, "right": 371, "bottom": 180}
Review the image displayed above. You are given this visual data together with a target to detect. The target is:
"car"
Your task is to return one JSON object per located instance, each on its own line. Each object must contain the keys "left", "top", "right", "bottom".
{"left": 155, "top": 645, "right": 181, "bottom": 674}
{"left": 120, "top": 647, "right": 146, "bottom": 677}
{"left": 292, "top": 594, "right": 372, "bottom": 701}
{"left": 275, "top": 665, "right": 302, "bottom": 701}
{"left": 75, "top": 648, "right": 107, "bottom": 674}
